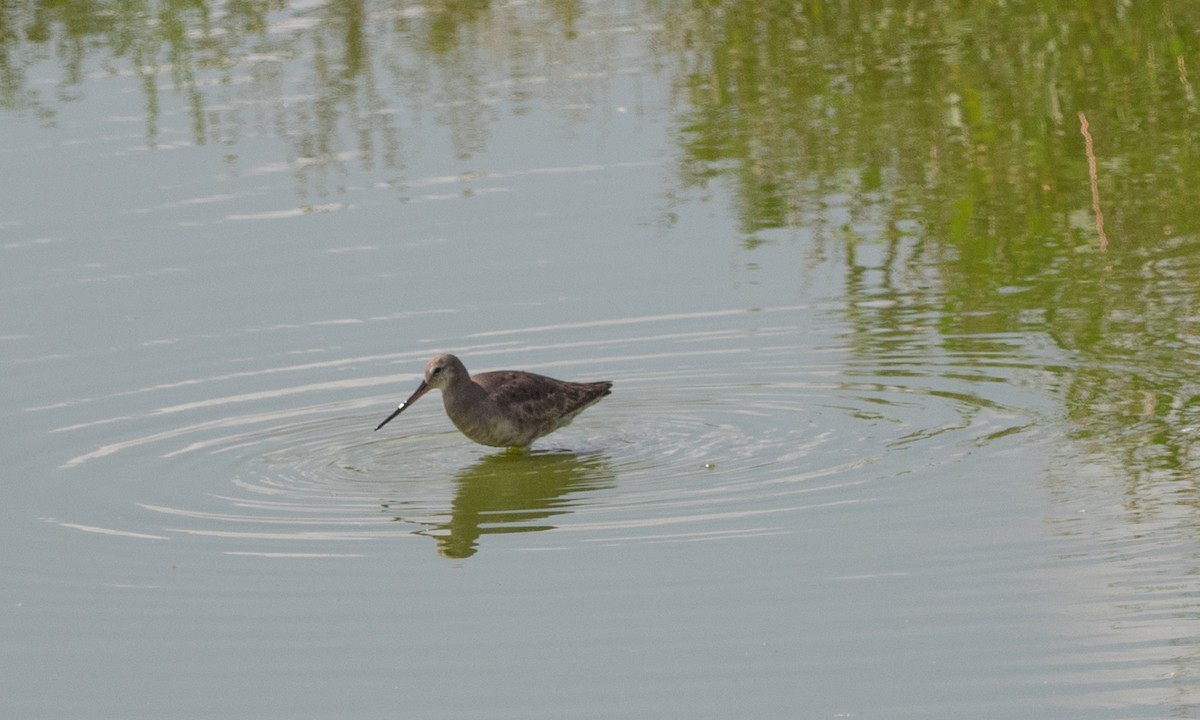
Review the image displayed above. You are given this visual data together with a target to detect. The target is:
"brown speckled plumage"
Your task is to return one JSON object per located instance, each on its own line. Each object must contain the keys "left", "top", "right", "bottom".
{"left": 375, "top": 354, "right": 612, "bottom": 448}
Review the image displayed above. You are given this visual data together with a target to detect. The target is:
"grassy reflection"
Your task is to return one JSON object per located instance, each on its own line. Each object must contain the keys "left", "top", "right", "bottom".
{"left": 659, "top": 0, "right": 1200, "bottom": 485}
{"left": 660, "top": 0, "right": 1200, "bottom": 238}
{"left": 1, "top": 1, "right": 284, "bottom": 136}
{"left": 0, "top": 1, "right": 595, "bottom": 168}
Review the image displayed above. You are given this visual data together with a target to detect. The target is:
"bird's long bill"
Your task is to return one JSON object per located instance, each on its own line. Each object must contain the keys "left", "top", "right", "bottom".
{"left": 374, "top": 381, "right": 432, "bottom": 431}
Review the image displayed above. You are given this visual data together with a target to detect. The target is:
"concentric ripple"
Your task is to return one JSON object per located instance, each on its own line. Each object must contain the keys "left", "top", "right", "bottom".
{"left": 43, "top": 305, "right": 1053, "bottom": 558}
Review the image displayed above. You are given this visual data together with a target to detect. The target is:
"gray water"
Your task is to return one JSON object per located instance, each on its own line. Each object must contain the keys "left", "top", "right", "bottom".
{"left": 4, "top": 2, "right": 1200, "bottom": 717}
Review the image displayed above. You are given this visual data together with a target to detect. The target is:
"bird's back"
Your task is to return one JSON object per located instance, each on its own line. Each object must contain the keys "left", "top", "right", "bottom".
{"left": 450, "top": 370, "right": 612, "bottom": 447}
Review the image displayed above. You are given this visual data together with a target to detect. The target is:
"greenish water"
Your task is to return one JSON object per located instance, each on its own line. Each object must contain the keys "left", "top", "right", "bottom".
{"left": 3, "top": 1, "right": 1200, "bottom": 717}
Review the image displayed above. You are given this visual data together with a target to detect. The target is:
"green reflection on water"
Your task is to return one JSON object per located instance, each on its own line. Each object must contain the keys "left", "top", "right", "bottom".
{"left": 0, "top": 0, "right": 595, "bottom": 165}
{"left": 658, "top": 0, "right": 1200, "bottom": 486}
{"left": 661, "top": 0, "right": 1200, "bottom": 237}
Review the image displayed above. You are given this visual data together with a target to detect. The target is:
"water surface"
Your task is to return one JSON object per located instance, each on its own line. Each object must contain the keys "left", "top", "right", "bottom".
{"left": 4, "top": 1, "right": 1200, "bottom": 717}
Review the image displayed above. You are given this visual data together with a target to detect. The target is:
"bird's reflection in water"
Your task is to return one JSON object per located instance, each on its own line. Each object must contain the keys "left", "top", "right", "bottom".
{"left": 391, "top": 450, "right": 614, "bottom": 558}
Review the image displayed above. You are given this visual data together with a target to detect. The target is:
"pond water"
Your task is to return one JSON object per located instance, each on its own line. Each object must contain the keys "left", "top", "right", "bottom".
{"left": 4, "top": 1, "right": 1200, "bottom": 717}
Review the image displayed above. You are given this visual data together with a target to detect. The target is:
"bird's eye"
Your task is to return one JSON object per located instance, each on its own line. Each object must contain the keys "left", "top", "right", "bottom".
{"left": 431, "top": 366, "right": 442, "bottom": 374}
